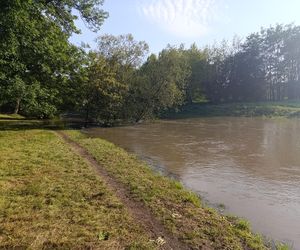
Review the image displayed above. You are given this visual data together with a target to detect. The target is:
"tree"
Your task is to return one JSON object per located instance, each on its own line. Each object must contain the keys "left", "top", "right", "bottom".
{"left": 81, "top": 53, "right": 127, "bottom": 126}
{"left": 80, "top": 34, "right": 149, "bottom": 125}
{"left": 0, "top": 0, "right": 108, "bottom": 117}
{"left": 183, "top": 43, "right": 208, "bottom": 104}
{"left": 229, "top": 33, "right": 265, "bottom": 101}
{"left": 128, "top": 46, "right": 191, "bottom": 122}
{"left": 95, "top": 34, "right": 149, "bottom": 68}
{"left": 95, "top": 34, "right": 149, "bottom": 89}
{"left": 195, "top": 24, "right": 300, "bottom": 103}
{"left": 281, "top": 24, "right": 300, "bottom": 99}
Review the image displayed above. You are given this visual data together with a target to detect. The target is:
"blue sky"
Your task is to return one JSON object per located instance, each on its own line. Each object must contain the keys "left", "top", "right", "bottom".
{"left": 70, "top": 0, "right": 300, "bottom": 54}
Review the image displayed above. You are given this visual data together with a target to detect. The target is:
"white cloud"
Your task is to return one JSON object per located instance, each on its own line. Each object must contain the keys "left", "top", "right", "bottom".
{"left": 138, "top": 0, "right": 224, "bottom": 38}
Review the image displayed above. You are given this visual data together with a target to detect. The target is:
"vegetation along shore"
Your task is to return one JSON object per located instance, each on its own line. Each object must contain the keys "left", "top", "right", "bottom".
{"left": 0, "top": 118, "right": 289, "bottom": 249}
{"left": 1, "top": 0, "right": 299, "bottom": 249}
{"left": 164, "top": 101, "right": 300, "bottom": 119}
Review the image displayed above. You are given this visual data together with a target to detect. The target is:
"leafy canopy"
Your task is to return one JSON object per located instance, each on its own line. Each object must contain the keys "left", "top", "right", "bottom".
{"left": 0, "top": 0, "right": 108, "bottom": 117}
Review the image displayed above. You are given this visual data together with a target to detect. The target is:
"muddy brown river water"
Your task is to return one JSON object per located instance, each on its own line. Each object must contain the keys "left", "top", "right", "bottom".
{"left": 86, "top": 117, "right": 300, "bottom": 249}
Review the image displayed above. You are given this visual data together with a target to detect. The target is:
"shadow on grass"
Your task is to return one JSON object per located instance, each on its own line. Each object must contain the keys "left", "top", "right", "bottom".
{"left": 0, "top": 117, "right": 24, "bottom": 121}
{"left": 0, "top": 120, "right": 84, "bottom": 131}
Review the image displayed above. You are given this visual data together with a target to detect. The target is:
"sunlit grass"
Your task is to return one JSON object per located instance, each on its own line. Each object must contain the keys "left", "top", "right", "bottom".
{"left": 66, "top": 130, "right": 270, "bottom": 250}
{"left": 0, "top": 125, "right": 289, "bottom": 249}
{"left": 0, "top": 129, "right": 153, "bottom": 249}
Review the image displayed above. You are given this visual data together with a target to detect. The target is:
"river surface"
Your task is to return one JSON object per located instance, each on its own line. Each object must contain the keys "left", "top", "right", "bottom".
{"left": 86, "top": 117, "right": 300, "bottom": 249}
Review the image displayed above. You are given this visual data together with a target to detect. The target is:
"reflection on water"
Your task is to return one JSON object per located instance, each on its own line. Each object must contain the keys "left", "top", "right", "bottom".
{"left": 86, "top": 117, "right": 300, "bottom": 248}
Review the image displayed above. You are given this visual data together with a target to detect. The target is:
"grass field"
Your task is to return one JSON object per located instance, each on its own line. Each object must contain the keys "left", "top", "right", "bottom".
{"left": 0, "top": 130, "right": 154, "bottom": 249}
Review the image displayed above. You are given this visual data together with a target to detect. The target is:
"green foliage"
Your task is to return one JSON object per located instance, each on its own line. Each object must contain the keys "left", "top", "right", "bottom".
{"left": 235, "top": 219, "right": 251, "bottom": 231}
{"left": 98, "top": 231, "right": 110, "bottom": 241}
{"left": 2, "top": 0, "right": 300, "bottom": 125}
{"left": 78, "top": 39, "right": 192, "bottom": 124}
{"left": 77, "top": 34, "right": 150, "bottom": 125}
{"left": 164, "top": 101, "right": 300, "bottom": 119}
{"left": 276, "top": 243, "right": 291, "bottom": 250}
{"left": 96, "top": 34, "right": 149, "bottom": 69}
{"left": 182, "top": 43, "right": 209, "bottom": 104}
{"left": 198, "top": 24, "right": 300, "bottom": 103}
{"left": 82, "top": 53, "right": 128, "bottom": 126}
{"left": 0, "top": 0, "right": 107, "bottom": 118}
{"left": 127, "top": 46, "right": 191, "bottom": 122}
{"left": 20, "top": 83, "right": 59, "bottom": 118}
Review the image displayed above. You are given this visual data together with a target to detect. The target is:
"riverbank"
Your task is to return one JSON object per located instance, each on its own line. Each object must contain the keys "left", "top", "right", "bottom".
{"left": 0, "top": 118, "right": 286, "bottom": 249}
{"left": 66, "top": 130, "right": 271, "bottom": 249}
{"left": 164, "top": 101, "right": 300, "bottom": 119}
{"left": 0, "top": 129, "right": 159, "bottom": 249}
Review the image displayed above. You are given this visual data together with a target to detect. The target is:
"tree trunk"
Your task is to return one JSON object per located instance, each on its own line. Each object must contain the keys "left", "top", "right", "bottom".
{"left": 84, "top": 111, "right": 89, "bottom": 127}
{"left": 84, "top": 104, "right": 90, "bottom": 128}
{"left": 135, "top": 104, "right": 148, "bottom": 123}
{"left": 14, "top": 98, "right": 20, "bottom": 114}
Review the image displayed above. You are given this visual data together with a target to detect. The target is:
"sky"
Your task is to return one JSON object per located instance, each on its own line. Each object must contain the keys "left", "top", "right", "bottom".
{"left": 70, "top": 0, "right": 300, "bottom": 54}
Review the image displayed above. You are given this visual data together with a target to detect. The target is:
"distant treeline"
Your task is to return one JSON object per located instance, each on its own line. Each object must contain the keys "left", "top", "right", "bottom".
{"left": 1, "top": 1, "right": 300, "bottom": 125}
{"left": 199, "top": 24, "right": 300, "bottom": 103}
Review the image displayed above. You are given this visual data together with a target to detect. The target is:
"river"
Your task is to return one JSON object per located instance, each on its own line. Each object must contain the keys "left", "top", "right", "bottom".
{"left": 86, "top": 117, "right": 300, "bottom": 249}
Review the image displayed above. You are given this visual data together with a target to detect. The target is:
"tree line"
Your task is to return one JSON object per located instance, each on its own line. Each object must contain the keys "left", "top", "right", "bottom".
{"left": 199, "top": 24, "right": 300, "bottom": 103}
{"left": 1, "top": 1, "right": 300, "bottom": 125}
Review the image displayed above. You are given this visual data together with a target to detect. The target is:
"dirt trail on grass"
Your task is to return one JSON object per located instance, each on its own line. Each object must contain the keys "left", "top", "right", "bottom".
{"left": 56, "top": 131, "right": 190, "bottom": 250}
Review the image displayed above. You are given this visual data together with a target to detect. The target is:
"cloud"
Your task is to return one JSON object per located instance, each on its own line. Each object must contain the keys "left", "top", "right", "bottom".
{"left": 138, "top": 0, "right": 224, "bottom": 38}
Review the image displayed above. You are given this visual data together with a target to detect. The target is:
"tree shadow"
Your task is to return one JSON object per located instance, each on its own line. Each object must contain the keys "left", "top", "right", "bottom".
{"left": 0, "top": 120, "right": 84, "bottom": 131}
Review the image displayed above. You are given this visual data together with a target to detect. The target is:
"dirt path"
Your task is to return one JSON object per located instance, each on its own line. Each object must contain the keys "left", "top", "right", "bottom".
{"left": 56, "top": 131, "right": 189, "bottom": 250}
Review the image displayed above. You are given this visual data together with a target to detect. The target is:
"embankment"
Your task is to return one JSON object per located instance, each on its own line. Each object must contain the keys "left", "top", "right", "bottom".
{"left": 0, "top": 122, "right": 285, "bottom": 249}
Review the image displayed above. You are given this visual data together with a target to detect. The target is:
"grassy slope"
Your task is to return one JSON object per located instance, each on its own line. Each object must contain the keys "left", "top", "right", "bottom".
{"left": 165, "top": 101, "right": 300, "bottom": 119}
{"left": 66, "top": 130, "right": 269, "bottom": 250}
{"left": 0, "top": 130, "right": 154, "bottom": 249}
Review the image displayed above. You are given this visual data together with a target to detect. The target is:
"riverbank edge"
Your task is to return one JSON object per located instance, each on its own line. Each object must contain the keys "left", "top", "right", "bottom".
{"left": 163, "top": 102, "right": 300, "bottom": 119}
{"left": 65, "top": 129, "right": 288, "bottom": 250}
{"left": 0, "top": 117, "right": 290, "bottom": 249}
{"left": 3, "top": 101, "right": 300, "bottom": 126}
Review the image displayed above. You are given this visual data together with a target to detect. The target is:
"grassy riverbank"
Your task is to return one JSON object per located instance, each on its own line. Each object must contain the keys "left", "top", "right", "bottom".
{"left": 165, "top": 101, "right": 300, "bottom": 119}
{"left": 0, "top": 119, "right": 287, "bottom": 249}
{"left": 66, "top": 130, "right": 269, "bottom": 249}
{"left": 0, "top": 129, "right": 154, "bottom": 249}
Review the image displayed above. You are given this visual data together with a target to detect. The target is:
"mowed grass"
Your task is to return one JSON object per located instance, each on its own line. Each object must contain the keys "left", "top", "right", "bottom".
{"left": 66, "top": 130, "right": 269, "bottom": 250}
{"left": 0, "top": 130, "right": 154, "bottom": 249}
